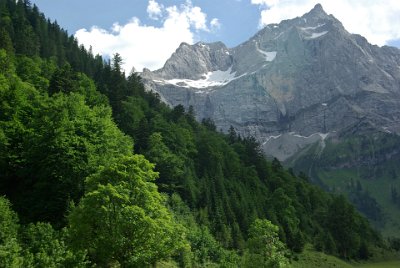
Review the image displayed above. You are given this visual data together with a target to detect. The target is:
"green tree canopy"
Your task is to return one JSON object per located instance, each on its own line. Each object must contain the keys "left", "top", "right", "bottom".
{"left": 20, "top": 222, "right": 87, "bottom": 267}
{"left": 68, "top": 155, "right": 187, "bottom": 267}
{"left": 1, "top": 80, "right": 133, "bottom": 224}
{"left": 243, "top": 219, "right": 289, "bottom": 268}
{"left": 0, "top": 196, "right": 23, "bottom": 267}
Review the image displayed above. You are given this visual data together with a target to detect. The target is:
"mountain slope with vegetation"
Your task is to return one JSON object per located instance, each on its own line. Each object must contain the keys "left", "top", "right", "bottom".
{"left": 288, "top": 130, "right": 400, "bottom": 238}
{"left": 0, "top": 0, "right": 395, "bottom": 266}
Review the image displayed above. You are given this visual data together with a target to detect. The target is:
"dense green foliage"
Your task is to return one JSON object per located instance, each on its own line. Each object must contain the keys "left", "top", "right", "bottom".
{"left": 0, "top": 196, "right": 87, "bottom": 267}
{"left": 0, "top": 196, "right": 23, "bottom": 267}
{"left": 68, "top": 155, "right": 187, "bottom": 266}
{"left": 242, "top": 219, "right": 289, "bottom": 267}
{"left": 0, "top": 0, "right": 390, "bottom": 266}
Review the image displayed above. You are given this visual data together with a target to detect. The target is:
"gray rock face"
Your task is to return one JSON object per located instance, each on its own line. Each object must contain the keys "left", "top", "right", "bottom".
{"left": 148, "top": 42, "right": 232, "bottom": 80}
{"left": 141, "top": 4, "right": 400, "bottom": 160}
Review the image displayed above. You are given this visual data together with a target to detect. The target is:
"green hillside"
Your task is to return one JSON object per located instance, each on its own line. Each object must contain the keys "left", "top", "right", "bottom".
{"left": 289, "top": 132, "right": 400, "bottom": 237}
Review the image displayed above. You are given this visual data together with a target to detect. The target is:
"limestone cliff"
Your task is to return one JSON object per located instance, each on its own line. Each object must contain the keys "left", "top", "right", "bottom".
{"left": 141, "top": 4, "right": 400, "bottom": 160}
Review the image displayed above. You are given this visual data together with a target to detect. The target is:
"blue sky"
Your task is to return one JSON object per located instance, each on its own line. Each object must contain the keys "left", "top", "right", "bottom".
{"left": 29, "top": 0, "right": 261, "bottom": 47}
{"left": 31, "top": 0, "right": 400, "bottom": 72}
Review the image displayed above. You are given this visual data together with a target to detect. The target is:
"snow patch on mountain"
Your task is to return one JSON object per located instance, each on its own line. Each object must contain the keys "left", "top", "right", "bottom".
{"left": 262, "top": 132, "right": 331, "bottom": 161}
{"left": 260, "top": 50, "right": 277, "bottom": 61}
{"left": 255, "top": 42, "right": 277, "bottom": 61}
{"left": 262, "top": 134, "right": 282, "bottom": 145}
{"left": 307, "top": 31, "right": 328, "bottom": 39}
{"left": 299, "top": 23, "right": 328, "bottom": 39}
{"left": 299, "top": 23, "right": 325, "bottom": 31}
{"left": 318, "top": 133, "right": 329, "bottom": 140}
{"left": 290, "top": 132, "right": 329, "bottom": 140}
{"left": 157, "top": 67, "right": 244, "bottom": 89}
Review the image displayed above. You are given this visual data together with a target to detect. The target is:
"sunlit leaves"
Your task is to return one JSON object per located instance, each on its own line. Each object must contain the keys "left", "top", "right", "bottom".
{"left": 68, "top": 155, "right": 186, "bottom": 266}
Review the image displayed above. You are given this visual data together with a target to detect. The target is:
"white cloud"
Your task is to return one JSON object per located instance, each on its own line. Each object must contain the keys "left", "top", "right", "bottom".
{"left": 147, "top": 0, "right": 163, "bottom": 20}
{"left": 187, "top": 6, "right": 208, "bottom": 31}
{"left": 165, "top": 3, "right": 208, "bottom": 32}
{"left": 251, "top": 0, "right": 400, "bottom": 46}
{"left": 210, "top": 18, "right": 221, "bottom": 31}
{"left": 251, "top": 0, "right": 279, "bottom": 7}
{"left": 75, "top": 0, "right": 219, "bottom": 72}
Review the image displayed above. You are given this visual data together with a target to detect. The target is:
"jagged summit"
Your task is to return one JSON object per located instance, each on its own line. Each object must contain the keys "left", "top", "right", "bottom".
{"left": 308, "top": 3, "right": 327, "bottom": 16}
{"left": 299, "top": 3, "right": 343, "bottom": 29}
{"left": 141, "top": 5, "right": 400, "bottom": 160}
{"left": 151, "top": 41, "right": 232, "bottom": 80}
{"left": 313, "top": 3, "right": 323, "bottom": 10}
{"left": 301, "top": 4, "right": 329, "bottom": 22}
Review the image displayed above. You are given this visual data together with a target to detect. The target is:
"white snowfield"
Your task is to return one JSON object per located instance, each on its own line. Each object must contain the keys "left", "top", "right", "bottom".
{"left": 307, "top": 31, "right": 328, "bottom": 39}
{"left": 255, "top": 42, "right": 277, "bottom": 61}
{"left": 299, "top": 23, "right": 328, "bottom": 39}
{"left": 258, "top": 49, "right": 277, "bottom": 61}
{"left": 157, "top": 67, "right": 245, "bottom": 89}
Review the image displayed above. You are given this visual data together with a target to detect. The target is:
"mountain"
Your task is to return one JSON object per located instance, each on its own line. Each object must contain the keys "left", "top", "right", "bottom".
{"left": 142, "top": 4, "right": 400, "bottom": 236}
{"left": 141, "top": 4, "right": 400, "bottom": 161}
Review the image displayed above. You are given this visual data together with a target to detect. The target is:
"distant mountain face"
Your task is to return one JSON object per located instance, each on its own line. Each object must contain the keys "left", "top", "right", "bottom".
{"left": 141, "top": 4, "right": 400, "bottom": 161}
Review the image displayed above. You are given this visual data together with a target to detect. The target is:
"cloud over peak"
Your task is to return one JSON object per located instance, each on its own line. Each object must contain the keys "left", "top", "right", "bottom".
{"left": 75, "top": 0, "right": 220, "bottom": 72}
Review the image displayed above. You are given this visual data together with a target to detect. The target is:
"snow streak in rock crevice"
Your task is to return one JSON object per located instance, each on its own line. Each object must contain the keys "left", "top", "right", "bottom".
{"left": 255, "top": 41, "right": 277, "bottom": 61}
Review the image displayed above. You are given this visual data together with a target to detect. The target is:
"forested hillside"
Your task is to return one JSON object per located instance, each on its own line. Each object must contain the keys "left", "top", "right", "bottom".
{"left": 287, "top": 131, "right": 400, "bottom": 238}
{"left": 0, "top": 0, "right": 391, "bottom": 266}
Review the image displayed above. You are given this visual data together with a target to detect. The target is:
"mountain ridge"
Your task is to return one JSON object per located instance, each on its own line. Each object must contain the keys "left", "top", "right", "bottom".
{"left": 141, "top": 3, "right": 400, "bottom": 161}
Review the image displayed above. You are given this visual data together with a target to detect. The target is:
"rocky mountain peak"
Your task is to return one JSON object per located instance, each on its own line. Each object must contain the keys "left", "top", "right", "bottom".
{"left": 300, "top": 3, "right": 340, "bottom": 27}
{"left": 150, "top": 41, "right": 232, "bottom": 80}
{"left": 307, "top": 3, "right": 327, "bottom": 17}
{"left": 142, "top": 5, "right": 400, "bottom": 161}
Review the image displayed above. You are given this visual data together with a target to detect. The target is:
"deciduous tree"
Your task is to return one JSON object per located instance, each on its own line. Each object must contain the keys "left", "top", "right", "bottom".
{"left": 68, "top": 155, "right": 187, "bottom": 266}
